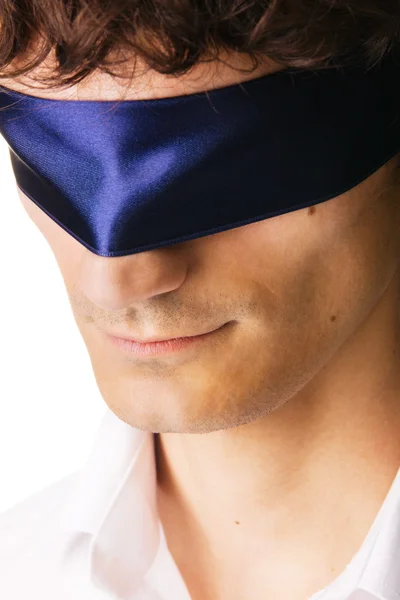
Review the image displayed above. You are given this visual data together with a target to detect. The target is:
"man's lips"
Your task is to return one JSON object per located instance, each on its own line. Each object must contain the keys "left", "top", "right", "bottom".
{"left": 103, "top": 322, "right": 235, "bottom": 356}
{"left": 105, "top": 323, "right": 229, "bottom": 343}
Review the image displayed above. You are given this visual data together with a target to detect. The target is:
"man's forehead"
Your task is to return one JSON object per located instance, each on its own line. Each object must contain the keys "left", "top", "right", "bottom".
{"left": 0, "top": 49, "right": 284, "bottom": 102}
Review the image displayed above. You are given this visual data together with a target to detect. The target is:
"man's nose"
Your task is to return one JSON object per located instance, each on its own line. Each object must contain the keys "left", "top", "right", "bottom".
{"left": 76, "top": 246, "right": 188, "bottom": 310}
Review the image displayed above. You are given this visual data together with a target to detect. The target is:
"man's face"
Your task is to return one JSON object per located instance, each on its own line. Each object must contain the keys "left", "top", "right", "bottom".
{"left": 3, "top": 54, "right": 400, "bottom": 434}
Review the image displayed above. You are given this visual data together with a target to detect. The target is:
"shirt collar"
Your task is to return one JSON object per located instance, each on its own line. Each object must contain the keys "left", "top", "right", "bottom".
{"left": 58, "top": 408, "right": 161, "bottom": 598}
{"left": 57, "top": 407, "right": 400, "bottom": 600}
{"left": 354, "top": 464, "right": 400, "bottom": 600}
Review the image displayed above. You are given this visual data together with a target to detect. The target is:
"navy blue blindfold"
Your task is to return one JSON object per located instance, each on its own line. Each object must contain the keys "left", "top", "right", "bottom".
{"left": 0, "top": 51, "right": 400, "bottom": 258}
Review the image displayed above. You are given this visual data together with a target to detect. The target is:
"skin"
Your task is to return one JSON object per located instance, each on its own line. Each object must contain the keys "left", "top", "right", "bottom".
{"left": 1, "top": 48, "right": 400, "bottom": 599}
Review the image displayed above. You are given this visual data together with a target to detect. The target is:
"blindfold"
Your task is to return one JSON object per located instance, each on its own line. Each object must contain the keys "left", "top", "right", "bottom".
{"left": 0, "top": 51, "right": 399, "bottom": 258}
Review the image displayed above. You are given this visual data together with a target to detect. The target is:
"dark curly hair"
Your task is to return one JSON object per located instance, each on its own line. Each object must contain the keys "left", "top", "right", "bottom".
{"left": 0, "top": 1, "right": 399, "bottom": 90}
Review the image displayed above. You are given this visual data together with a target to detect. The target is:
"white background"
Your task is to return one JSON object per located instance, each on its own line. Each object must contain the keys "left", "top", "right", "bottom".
{"left": 0, "top": 134, "right": 106, "bottom": 512}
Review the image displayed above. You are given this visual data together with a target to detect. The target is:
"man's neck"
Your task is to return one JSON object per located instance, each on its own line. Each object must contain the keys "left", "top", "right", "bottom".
{"left": 155, "top": 438, "right": 400, "bottom": 600}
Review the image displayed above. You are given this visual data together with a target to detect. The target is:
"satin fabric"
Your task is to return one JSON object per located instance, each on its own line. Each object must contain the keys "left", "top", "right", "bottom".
{"left": 0, "top": 51, "right": 400, "bottom": 257}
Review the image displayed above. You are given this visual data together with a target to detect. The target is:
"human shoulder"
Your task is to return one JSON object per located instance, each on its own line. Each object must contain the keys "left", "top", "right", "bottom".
{"left": 0, "top": 471, "right": 110, "bottom": 599}
{"left": 0, "top": 471, "right": 79, "bottom": 562}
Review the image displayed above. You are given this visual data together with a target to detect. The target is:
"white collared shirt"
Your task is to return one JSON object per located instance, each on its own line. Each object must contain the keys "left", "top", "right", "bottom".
{"left": 1, "top": 407, "right": 400, "bottom": 600}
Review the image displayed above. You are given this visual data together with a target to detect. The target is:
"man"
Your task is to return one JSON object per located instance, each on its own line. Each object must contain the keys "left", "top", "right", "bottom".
{"left": 0, "top": 2, "right": 400, "bottom": 599}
